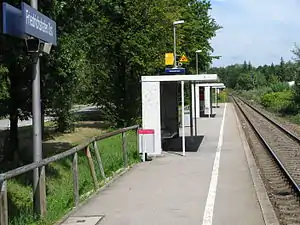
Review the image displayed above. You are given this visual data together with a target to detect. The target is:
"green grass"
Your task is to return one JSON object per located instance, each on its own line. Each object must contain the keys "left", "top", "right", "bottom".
{"left": 8, "top": 130, "right": 139, "bottom": 225}
{"left": 287, "top": 114, "right": 300, "bottom": 125}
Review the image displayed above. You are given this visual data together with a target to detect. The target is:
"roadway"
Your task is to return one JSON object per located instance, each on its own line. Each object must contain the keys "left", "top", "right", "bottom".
{"left": 0, "top": 105, "right": 99, "bottom": 130}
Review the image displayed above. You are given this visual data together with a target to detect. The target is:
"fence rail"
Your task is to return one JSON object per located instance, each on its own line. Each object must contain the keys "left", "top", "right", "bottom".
{"left": 0, "top": 125, "right": 139, "bottom": 225}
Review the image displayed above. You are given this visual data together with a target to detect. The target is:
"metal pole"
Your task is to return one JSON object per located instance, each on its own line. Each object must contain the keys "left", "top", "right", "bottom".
{"left": 209, "top": 87, "right": 211, "bottom": 118}
{"left": 181, "top": 81, "right": 185, "bottom": 156}
{"left": 173, "top": 25, "right": 176, "bottom": 68}
{"left": 189, "top": 82, "right": 193, "bottom": 136}
{"left": 215, "top": 88, "right": 217, "bottom": 108}
{"left": 191, "top": 82, "right": 195, "bottom": 135}
{"left": 31, "top": 0, "right": 46, "bottom": 217}
{"left": 30, "top": 0, "right": 37, "bottom": 9}
{"left": 196, "top": 53, "right": 198, "bottom": 74}
{"left": 193, "top": 82, "right": 197, "bottom": 136}
{"left": 217, "top": 89, "right": 219, "bottom": 107}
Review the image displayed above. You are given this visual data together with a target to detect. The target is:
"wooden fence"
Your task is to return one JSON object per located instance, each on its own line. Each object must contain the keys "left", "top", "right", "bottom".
{"left": 0, "top": 125, "right": 139, "bottom": 225}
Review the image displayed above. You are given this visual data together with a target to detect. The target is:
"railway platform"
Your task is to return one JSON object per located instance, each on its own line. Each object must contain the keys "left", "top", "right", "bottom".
{"left": 59, "top": 103, "right": 278, "bottom": 225}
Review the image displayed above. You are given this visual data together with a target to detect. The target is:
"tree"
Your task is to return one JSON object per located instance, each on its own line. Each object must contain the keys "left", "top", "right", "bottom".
{"left": 277, "top": 57, "right": 286, "bottom": 82}
{"left": 235, "top": 72, "right": 254, "bottom": 90}
{"left": 0, "top": 0, "right": 221, "bottom": 162}
{"left": 254, "top": 71, "right": 267, "bottom": 87}
{"left": 247, "top": 61, "right": 252, "bottom": 71}
{"left": 0, "top": 32, "right": 33, "bottom": 162}
{"left": 40, "top": 0, "right": 101, "bottom": 132}
{"left": 291, "top": 45, "right": 300, "bottom": 107}
{"left": 89, "top": 0, "right": 221, "bottom": 127}
{"left": 242, "top": 60, "right": 248, "bottom": 72}
{"left": 294, "top": 70, "right": 300, "bottom": 107}
{"left": 0, "top": 65, "right": 9, "bottom": 111}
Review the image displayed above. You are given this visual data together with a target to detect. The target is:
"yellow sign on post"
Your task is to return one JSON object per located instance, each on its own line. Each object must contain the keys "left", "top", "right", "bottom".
{"left": 165, "top": 53, "right": 174, "bottom": 65}
{"left": 179, "top": 55, "right": 188, "bottom": 63}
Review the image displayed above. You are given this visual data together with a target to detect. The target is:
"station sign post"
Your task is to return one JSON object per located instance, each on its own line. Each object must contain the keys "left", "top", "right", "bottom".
{"left": 165, "top": 67, "right": 186, "bottom": 75}
{"left": 1, "top": 1, "right": 57, "bottom": 219}
{"left": 138, "top": 129, "right": 155, "bottom": 162}
{"left": 1, "top": 3, "right": 23, "bottom": 37}
{"left": 21, "top": 2, "right": 57, "bottom": 45}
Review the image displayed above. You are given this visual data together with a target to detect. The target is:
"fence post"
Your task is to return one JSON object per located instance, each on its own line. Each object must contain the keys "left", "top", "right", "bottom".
{"left": 33, "top": 166, "right": 47, "bottom": 217}
{"left": 93, "top": 141, "right": 106, "bottom": 179}
{"left": 72, "top": 152, "right": 79, "bottom": 207}
{"left": 85, "top": 146, "right": 99, "bottom": 190}
{"left": 122, "top": 132, "right": 128, "bottom": 167}
{"left": 0, "top": 179, "right": 8, "bottom": 225}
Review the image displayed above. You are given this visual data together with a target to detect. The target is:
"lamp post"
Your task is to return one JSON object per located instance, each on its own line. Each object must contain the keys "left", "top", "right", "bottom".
{"left": 173, "top": 20, "right": 184, "bottom": 68}
{"left": 192, "top": 50, "right": 202, "bottom": 136}
{"left": 196, "top": 50, "right": 202, "bottom": 74}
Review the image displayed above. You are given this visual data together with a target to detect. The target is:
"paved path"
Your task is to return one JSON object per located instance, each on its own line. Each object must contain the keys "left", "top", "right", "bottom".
{"left": 61, "top": 103, "right": 269, "bottom": 225}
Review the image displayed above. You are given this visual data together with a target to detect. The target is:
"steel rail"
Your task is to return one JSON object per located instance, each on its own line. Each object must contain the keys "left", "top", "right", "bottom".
{"left": 232, "top": 96, "right": 300, "bottom": 194}
{"left": 236, "top": 96, "right": 300, "bottom": 144}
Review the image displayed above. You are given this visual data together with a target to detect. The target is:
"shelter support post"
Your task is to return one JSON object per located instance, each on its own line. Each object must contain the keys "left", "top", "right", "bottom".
{"left": 181, "top": 81, "right": 185, "bottom": 156}
{"left": 193, "top": 82, "right": 197, "bottom": 136}
{"left": 217, "top": 88, "right": 219, "bottom": 107}
{"left": 209, "top": 87, "right": 211, "bottom": 118}
{"left": 215, "top": 88, "right": 217, "bottom": 108}
{"left": 189, "top": 82, "right": 193, "bottom": 136}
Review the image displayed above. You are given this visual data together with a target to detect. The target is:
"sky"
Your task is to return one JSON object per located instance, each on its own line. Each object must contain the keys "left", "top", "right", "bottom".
{"left": 209, "top": 0, "right": 300, "bottom": 67}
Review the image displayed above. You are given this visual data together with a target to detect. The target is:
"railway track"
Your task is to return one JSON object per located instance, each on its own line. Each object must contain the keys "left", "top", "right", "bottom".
{"left": 232, "top": 96, "right": 300, "bottom": 225}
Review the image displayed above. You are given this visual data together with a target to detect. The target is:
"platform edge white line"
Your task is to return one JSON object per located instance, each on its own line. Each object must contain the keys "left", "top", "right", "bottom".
{"left": 232, "top": 103, "right": 280, "bottom": 225}
{"left": 201, "top": 103, "right": 227, "bottom": 225}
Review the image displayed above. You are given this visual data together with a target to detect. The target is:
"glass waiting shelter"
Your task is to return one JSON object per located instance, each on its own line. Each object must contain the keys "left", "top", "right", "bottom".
{"left": 141, "top": 74, "right": 219, "bottom": 156}
{"left": 192, "top": 83, "right": 226, "bottom": 118}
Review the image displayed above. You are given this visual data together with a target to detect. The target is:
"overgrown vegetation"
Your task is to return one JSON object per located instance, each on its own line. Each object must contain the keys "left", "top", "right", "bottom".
{"left": 218, "top": 90, "right": 228, "bottom": 103}
{"left": 260, "top": 90, "right": 295, "bottom": 114}
{"left": 214, "top": 46, "right": 300, "bottom": 123}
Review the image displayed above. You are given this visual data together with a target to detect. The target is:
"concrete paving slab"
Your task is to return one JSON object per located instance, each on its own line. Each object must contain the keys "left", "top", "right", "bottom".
{"left": 62, "top": 216, "right": 103, "bottom": 225}
{"left": 69, "top": 153, "right": 214, "bottom": 225}
{"left": 59, "top": 103, "right": 266, "bottom": 225}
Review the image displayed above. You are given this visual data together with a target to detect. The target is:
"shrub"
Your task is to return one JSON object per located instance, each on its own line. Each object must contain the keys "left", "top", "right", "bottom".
{"left": 269, "top": 82, "right": 290, "bottom": 93}
{"left": 260, "top": 90, "right": 296, "bottom": 114}
{"left": 240, "top": 87, "right": 271, "bottom": 103}
{"left": 218, "top": 89, "right": 228, "bottom": 102}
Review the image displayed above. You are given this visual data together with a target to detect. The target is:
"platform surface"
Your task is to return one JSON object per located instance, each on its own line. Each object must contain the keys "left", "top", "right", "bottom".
{"left": 60, "top": 103, "right": 266, "bottom": 225}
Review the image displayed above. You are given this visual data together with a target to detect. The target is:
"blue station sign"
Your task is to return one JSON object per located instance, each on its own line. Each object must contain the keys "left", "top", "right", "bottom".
{"left": 165, "top": 68, "right": 186, "bottom": 75}
{"left": 1, "top": 3, "right": 23, "bottom": 38}
{"left": 21, "top": 2, "right": 57, "bottom": 45}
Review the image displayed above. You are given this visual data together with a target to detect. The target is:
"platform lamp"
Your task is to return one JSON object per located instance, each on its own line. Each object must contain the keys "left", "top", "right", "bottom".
{"left": 196, "top": 50, "right": 202, "bottom": 74}
{"left": 173, "top": 20, "right": 185, "bottom": 68}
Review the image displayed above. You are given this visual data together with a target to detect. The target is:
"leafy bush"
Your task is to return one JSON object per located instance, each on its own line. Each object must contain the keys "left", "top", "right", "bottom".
{"left": 260, "top": 90, "right": 296, "bottom": 114}
{"left": 240, "top": 87, "right": 271, "bottom": 103}
{"left": 269, "top": 82, "right": 290, "bottom": 93}
{"left": 218, "top": 89, "right": 228, "bottom": 102}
